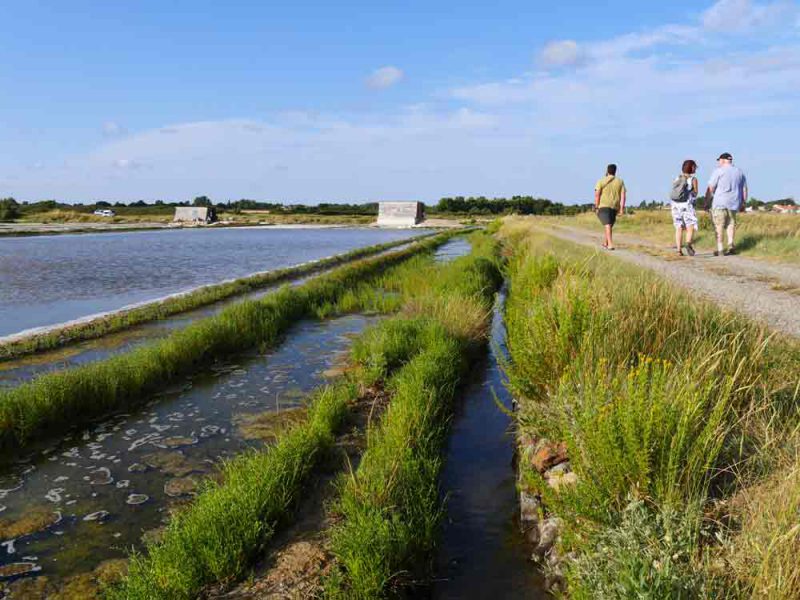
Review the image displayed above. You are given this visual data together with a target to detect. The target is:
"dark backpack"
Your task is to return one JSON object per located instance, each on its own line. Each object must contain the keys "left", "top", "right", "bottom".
{"left": 670, "top": 175, "right": 691, "bottom": 203}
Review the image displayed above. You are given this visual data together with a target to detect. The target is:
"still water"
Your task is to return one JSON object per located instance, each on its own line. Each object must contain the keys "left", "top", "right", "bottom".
{"left": 0, "top": 314, "right": 376, "bottom": 592}
{"left": 0, "top": 227, "right": 427, "bottom": 337}
{"left": 432, "top": 285, "right": 546, "bottom": 598}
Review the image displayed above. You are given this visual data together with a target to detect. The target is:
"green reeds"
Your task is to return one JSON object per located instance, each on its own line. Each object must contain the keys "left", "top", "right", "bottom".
{"left": 500, "top": 219, "right": 800, "bottom": 597}
{"left": 110, "top": 380, "right": 355, "bottom": 600}
{"left": 327, "top": 234, "right": 503, "bottom": 598}
{"left": 0, "top": 233, "right": 439, "bottom": 362}
{"left": 0, "top": 233, "right": 457, "bottom": 452}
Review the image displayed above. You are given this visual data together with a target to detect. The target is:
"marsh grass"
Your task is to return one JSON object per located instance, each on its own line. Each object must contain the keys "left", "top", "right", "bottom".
{"left": 112, "top": 231, "right": 501, "bottom": 600}
{"left": 0, "top": 233, "right": 457, "bottom": 452}
{"left": 0, "top": 234, "right": 439, "bottom": 362}
{"left": 500, "top": 218, "right": 800, "bottom": 598}
{"left": 109, "top": 381, "right": 354, "bottom": 600}
{"left": 326, "top": 233, "right": 503, "bottom": 598}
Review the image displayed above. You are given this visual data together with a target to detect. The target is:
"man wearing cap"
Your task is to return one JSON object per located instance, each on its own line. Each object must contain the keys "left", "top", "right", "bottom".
{"left": 706, "top": 152, "right": 748, "bottom": 256}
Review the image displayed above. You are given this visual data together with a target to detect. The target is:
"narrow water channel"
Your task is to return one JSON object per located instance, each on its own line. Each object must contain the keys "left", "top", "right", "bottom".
{"left": 0, "top": 314, "right": 377, "bottom": 592}
{"left": 431, "top": 285, "right": 547, "bottom": 598}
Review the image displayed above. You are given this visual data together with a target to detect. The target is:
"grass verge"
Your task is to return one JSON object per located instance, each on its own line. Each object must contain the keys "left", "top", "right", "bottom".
{"left": 0, "top": 232, "right": 457, "bottom": 453}
{"left": 0, "top": 233, "right": 437, "bottom": 362}
{"left": 500, "top": 217, "right": 800, "bottom": 598}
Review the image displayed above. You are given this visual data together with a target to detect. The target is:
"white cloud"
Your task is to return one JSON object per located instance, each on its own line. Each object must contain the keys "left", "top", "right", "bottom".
{"left": 702, "top": 0, "right": 795, "bottom": 31}
{"left": 540, "top": 40, "right": 583, "bottom": 66}
{"left": 366, "top": 66, "right": 404, "bottom": 89}
{"left": 102, "top": 121, "right": 126, "bottom": 136}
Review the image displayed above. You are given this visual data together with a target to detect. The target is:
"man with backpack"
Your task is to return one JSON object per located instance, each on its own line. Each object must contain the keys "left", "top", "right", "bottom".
{"left": 706, "top": 152, "right": 748, "bottom": 256}
{"left": 670, "top": 159, "right": 699, "bottom": 256}
{"left": 594, "top": 163, "right": 626, "bottom": 250}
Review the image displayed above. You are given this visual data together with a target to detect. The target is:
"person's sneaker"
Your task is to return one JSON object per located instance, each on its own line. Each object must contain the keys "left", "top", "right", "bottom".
{"left": 724, "top": 246, "right": 736, "bottom": 256}
{"left": 677, "top": 247, "right": 684, "bottom": 256}
{"left": 686, "top": 244, "right": 695, "bottom": 256}
{"left": 713, "top": 250, "right": 720, "bottom": 256}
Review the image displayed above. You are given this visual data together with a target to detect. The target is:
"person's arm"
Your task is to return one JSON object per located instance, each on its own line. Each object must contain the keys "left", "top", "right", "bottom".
{"left": 619, "top": 186, "right": 626, "bottom": 214}
{"left": 741, "top": 177, "right": 748, "bottom": 212}
{"left": 706, "top": 170, "right": 719, "bottom": 206}
{"left": 594, "top": 188, "right": 601, "bottom": 211}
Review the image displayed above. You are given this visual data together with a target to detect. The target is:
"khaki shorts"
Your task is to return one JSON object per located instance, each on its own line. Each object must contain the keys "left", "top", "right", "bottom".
{"left": 712, "top": 208, "right": 737, "bottom": 229}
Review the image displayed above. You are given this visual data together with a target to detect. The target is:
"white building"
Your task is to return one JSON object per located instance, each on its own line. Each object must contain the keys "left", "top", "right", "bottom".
{"left": 173, "top": 206, "right": 216, "bottom": 223}
{"left": 377, "top": 201, "right": 425, "bottom": 227}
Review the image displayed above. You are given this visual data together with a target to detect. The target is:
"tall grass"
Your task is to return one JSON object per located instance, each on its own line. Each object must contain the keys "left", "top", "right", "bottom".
{"left": 0, "top": 233, "right": 438, "bottom": 361}
{"left": 500, "top": 218, "right": 800, "bottom": 597}
{"left": 112, "top": 231, "right": 500, "bottom": 599}
{"left": 327, "top": 233, "right": 503, "bottom": 598}
{"left": 113, "top": 381, "right": 355, "bottom": 600}
{"left": 0, "top": 233, "right": 456, "bottom": 452}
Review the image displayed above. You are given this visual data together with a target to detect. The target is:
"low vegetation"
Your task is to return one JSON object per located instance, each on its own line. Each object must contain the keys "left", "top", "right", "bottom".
{"left": 0, "top": 232, "right": 456, "bottom": 452}
{"left": 111, "top": 232, "right": 502, "bottom": 599}
{"left": 326, "top": 233, "right": 503, "bottom": 598}
{"left": 501, "top": 217, "right": 800, "bottom": 598}
{"left": 0, "top": 233, "right": 436, "bottom": 361}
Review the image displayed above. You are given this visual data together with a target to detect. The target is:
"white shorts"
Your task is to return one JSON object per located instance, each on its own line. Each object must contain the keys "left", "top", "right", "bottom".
{"left": 671, "top": 202, "right": 698, "bottom": 229}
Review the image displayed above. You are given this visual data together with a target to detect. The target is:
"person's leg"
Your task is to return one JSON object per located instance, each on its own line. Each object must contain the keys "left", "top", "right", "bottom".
{"left": 726, "top": 211, "right": 736, "bottom": 251}
{"left": 712, "top": 209, "right": 725, "bottom": 255}
{"left": 675, "top": 226, "right": 683, "bottom": 253}
{"left": 605, "top": 224, "right": 613, "bottom": 248}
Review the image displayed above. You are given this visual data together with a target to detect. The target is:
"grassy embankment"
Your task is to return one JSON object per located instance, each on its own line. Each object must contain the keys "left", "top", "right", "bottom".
{"left": 0, "top": 233, "right": 437, "bottom": 361}
{"left": 501, "top": 217, "right": 800, "bottom": 598}
{"left": 111, "top": 232, "right": 502, "bottom": 599}
{"left": 0, "top": 232, "right": 457, "bottom": 453}
{"left": 563, "top": 210, "right": 800, "bottom": 263}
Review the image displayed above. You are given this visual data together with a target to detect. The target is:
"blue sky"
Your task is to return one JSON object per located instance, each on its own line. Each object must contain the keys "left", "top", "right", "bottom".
{"left": 1, "top": 0, "right": 799, "bottom": 204}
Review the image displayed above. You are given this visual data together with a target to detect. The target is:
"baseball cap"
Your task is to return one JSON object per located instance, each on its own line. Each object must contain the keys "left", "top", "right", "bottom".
{"left": 718, "top": 152, "right": 733, "bottom": 160}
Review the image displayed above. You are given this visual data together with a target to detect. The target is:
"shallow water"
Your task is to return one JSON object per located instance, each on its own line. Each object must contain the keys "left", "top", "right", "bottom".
{"left": 0, "top": 227, "right": 428, "bottom": 337}
{"left": 432, "top": 285, "right": 547, "bottom": 598}
{"left": 0, "top": 314, "right": 376, "bottom": 588}
{"left": 0, "top": 235, "right": 432, "bottom": 388}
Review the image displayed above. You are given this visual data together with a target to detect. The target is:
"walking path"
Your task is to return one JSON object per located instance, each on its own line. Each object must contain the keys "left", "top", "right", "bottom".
{"left": 549, "top": 225, "right": 800, "bottom": 339}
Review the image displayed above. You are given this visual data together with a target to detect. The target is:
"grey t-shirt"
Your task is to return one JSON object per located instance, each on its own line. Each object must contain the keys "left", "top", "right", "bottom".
{"left": 708, "top": 165, "right": 747, "bottom": 210}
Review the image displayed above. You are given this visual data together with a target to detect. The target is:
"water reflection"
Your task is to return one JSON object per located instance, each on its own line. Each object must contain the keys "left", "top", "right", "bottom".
{"left": 432, "top": 286, "right": 546, "bottom": 598}
{"left": 0, "top": 228, "right": 427, "bottom": 336}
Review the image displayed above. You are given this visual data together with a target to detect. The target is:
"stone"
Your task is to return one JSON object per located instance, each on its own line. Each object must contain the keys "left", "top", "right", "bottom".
{"left": 164, "top": 476, "right": 201, "bottom": 498}
{"left": 530, "top": 441, "right": 568, "bottom": 474}
{"left": 519, "top": 490, "right": 541, "bottom": 524}
{"left": 153, "top": 435, "right": 198, "bottom": 449}
{"left": 545, "top": 471, "right": 578, "bottom": 491}
{"left": 88, "top": 467, "right": 113, "bottom": 485}
{"left": 127, "top": 463, "right": 148, "bottom": 473}
{"left": 0, "top": 507, "right": 59, "bottom": 539}
{"left": 141, "top": 451, "right": 206, "bottom": 477}
{"left": 141, "top": 526, "right": 165, "bottom": 546}
{"left": 234, "top": 408, "right": 307, "bottom": 442}
{"left": 82, "top": 510, "right": 110, "bottom": 522}
{"left": 533, "top": 517, "right": 561, "bottom": 558}
{"left": 125, "top": 494, "right": 149, "bottom": 506}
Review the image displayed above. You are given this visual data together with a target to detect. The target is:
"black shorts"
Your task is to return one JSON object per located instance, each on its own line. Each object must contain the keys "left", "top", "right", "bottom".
{"left": 597, "top": 207, "right": 617, "bottom": 226}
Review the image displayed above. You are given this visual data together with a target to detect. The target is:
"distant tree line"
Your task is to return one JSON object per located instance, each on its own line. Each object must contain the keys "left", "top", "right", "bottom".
{"left": 434, "top": 196, "right": 592, "bottom": 215}
{"left": 1, "top": 195, "right": 593, "bottom": 219}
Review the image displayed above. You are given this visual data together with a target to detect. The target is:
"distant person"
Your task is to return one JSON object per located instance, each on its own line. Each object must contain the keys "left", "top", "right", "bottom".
{"left": 670, "top": 159, "right": 699, "bottom": 256}
{"left": 594, "top": 163, "right": 626, "bottom": 250}
{"left": 706, "top": 152, "right": 747, "bottom": 256}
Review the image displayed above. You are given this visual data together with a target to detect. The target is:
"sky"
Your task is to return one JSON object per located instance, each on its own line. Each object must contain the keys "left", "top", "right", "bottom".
{"left": 1, "top": 0, "right": 799, "bottom": 205}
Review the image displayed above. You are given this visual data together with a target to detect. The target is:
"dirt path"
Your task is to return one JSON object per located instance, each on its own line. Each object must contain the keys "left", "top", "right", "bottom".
{"left": 548, "top": 225, "right": 800, "bottom": 339}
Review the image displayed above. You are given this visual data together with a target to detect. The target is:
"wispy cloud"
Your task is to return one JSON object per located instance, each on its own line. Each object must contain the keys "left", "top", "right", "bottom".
{"left": 102, "top": 121, "right": 126, "bottom": 137}
{"left": 366, "top": 66, "right": 404, "bottom": 89}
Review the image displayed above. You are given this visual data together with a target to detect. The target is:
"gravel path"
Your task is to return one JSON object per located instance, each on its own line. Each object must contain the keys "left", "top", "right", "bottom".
{"left": 548, "top": 225, "right": 800, "bottom": 339}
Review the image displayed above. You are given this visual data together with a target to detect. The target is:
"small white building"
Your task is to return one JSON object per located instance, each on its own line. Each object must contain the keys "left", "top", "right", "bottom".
{"left": 377, "top": 201, "right": 425, "bottom": 227}
{"left": 173, "top": 206, "right": 216, "bottom": 223}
